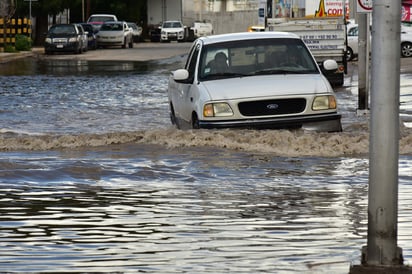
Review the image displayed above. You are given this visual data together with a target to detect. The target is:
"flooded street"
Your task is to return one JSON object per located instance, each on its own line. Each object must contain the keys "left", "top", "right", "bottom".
{"left": 1, "top": 50, "right": 412, "bottom": 273}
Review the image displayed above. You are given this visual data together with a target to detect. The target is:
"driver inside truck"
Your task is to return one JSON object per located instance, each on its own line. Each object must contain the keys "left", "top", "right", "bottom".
{"left": 210, "top": 52, "right": 229, "bottom": 74}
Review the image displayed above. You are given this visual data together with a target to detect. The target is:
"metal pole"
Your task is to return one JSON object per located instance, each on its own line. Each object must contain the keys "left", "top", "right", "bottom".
{"left": 29, "top": 0, "right": 31, "bottom": 39}
{"left": 82, "top": 0, "right": 84, "bottom": 22}
{"left": 357, "top": 12, "right": 368, "bottom": 111}
{"left": 199, "top": 0, "right": 202, "bottom": 21}
{"left": 367, "top": 0, "right": 402, "bottom": 266}
{"left": 365, "top": 13, "right": 370, "bottom": 107}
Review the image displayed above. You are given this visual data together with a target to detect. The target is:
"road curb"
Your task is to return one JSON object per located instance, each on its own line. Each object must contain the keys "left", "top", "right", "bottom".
{"left": 0, "top": 48, "right": 43, "bottom": 64}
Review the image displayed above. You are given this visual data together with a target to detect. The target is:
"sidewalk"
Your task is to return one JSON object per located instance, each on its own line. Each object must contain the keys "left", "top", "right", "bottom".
{"left": 0, "top": 47, "right": 43, "bottom": 63}
{"left": 0, "top": 43, "right": 191, "bottom": 63}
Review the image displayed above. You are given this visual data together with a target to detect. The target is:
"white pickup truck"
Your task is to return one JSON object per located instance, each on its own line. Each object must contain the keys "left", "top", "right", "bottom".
{"left": 167, "top": 32, "right": 342, "bottom": 132}
{"left": 192, "top": 22, "right": 213, "bottom": 38}
{"left": 268, "top": 17, "right": 347, "bottom": 87}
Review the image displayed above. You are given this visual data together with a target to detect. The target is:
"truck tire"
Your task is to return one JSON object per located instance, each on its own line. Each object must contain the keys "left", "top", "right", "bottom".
{"left": 191, "top": 113, "right": 200, "bottom": 129}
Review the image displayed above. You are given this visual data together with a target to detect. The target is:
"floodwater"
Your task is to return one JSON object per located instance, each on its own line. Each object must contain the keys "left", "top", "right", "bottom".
{"left": 1, "top": 55, "right": 412, "bottom": 273}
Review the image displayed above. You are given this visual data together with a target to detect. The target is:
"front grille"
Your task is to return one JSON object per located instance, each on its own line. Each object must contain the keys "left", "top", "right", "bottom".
{"left": 53, "top": 38, "right": 68, "bottom": 43}
{"left": 238, "top": 98, "right": 306, "bottom": 116}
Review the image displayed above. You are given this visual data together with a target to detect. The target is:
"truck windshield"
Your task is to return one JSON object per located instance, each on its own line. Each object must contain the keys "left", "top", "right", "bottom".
{"left": 198, "top": 38, "right": 319, "bottom": 81}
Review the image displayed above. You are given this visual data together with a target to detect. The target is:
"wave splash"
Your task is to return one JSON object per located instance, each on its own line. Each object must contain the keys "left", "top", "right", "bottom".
{"left": 3, "top": 124, "right": 412, "bottom": 157}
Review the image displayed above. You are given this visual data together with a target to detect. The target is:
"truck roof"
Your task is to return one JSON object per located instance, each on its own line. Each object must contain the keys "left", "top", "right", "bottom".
{"left": 198, "top": 31, "right": 300, "bottom": 45}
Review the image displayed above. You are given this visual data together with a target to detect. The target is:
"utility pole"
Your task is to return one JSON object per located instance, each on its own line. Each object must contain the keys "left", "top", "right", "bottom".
{"left": 350, "top": 0, "right": 411, "bottom": 272}
{"left": 366, "top": 0, "right": 402, "bottom": 266}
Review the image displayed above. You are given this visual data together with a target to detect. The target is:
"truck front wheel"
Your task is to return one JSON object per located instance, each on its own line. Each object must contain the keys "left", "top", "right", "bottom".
{"left": 191, "top": 113, "right": 200, "bottom": 129}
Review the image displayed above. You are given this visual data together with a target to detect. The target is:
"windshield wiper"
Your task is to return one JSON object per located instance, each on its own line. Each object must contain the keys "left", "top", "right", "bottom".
{"left": 253, "top": 69, "right": 298, "bottom": 75}
{"left": 253, "top": 68, "right": 315, "bottom": 75}
{"left": 202, "top": 72, "right": 250, "bottom": 79}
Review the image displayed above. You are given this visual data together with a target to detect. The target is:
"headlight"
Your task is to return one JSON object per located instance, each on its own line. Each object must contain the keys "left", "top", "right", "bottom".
{"left": 161, "top": 31, "right": 166, "bottom": 35}
{"left": 68, "top": 37, "right": 77, "bottom": 43}
{"left": 203, "top": 103, "right": 233, "bottom": 117}
{"left": 45, "top": 38, "right": 52, "bottom": 43}
{"left": 312, "top": 95, "right": 337, "bottom": 110}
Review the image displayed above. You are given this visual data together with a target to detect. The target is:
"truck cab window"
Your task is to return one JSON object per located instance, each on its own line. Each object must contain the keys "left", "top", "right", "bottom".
{"left": 185, "top": 44, "right": 200, "bottom": 83}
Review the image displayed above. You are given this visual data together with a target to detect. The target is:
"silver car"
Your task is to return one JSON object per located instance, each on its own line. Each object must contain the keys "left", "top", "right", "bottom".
{"left": 96, "top": 21, "right": 133, "bottom": 49}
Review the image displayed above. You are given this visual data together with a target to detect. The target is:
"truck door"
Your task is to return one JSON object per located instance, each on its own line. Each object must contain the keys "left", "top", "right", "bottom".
{"left": 174, "top": 43, "right": 200, "bottom": 125}
{"left": 182, "top": 44, "right": 200, "bottom": 122}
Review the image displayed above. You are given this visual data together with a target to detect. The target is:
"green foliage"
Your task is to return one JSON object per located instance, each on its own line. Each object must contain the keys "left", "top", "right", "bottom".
{"left": 4, "top": 44, "right": 18, "bottom": 53}
{"left": 15, "top": 35, "right": 32, "bottom": 51}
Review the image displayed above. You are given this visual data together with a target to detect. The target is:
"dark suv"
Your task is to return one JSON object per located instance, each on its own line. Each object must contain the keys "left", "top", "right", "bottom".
{"left": 44, "top": 24, "right": 86, "bottom": 54}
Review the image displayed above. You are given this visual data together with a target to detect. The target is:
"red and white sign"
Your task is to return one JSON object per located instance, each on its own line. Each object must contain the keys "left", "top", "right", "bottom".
{"left": 402, "top": 4, "right": 412, "bottom": 21}
{"left": 357, "top": 0, "right": 373, "bottom": 13}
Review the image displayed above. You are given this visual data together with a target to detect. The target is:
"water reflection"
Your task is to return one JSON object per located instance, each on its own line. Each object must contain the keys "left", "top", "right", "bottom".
{"left": 0, "top": 146, "right": 375, "bottom": 273}
{"left": 0, "top": 57, "right": 157, "bottom": 76}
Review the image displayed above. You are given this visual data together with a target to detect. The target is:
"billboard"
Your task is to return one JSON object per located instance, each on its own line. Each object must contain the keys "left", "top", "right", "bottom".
{"left": 306, "top": 0, "right": 350, "bottom": 17}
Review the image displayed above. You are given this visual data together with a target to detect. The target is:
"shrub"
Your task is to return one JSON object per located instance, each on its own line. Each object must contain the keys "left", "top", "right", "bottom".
{"left": 4, "top": 44, "right": 17, "bottom": 52}
{"left": 14, "top": 34, "right": 32, "bottom": 51}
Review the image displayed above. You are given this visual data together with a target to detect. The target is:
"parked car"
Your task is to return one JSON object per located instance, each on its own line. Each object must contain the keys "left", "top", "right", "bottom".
{"left": 96, "top": 21, "right": 133, "bottom": 48}
{"left": 149, "top": 25, "right": 161, "bottom": 42}
{"left": 80, "top": 23, "right": 98, "bottom": 50}
{"left": 44, "top": 23, "right": 86, "bottom": 54}
{"left": 87, "top": 14, "right": 118, "bottom": 32}
{"left": 76, "top": 23, "right": 88, "bottom": 52}
{"left": 346, "top": 23, "right": 412, "bottom": 60}
{"left": 168, "top": 32, "right": 342, "bottom": 132}
{"left": 346, "top": 24, "right": 360, "bottom": 61}
{"left": 127, "top": 22, "right": 143, "bottom": 42}
{"left": 401, "top": 24, "right": 412, "bottom": 57}
{"left": 191, "top": 21, "right": 213, "bottom": 38}
{"left": 160, "top": 20, "right": 185, "bottom": 42}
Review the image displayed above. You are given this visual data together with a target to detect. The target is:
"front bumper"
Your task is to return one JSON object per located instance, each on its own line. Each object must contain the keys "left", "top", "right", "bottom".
{"left": 198, "top": 113, "right": 342, "bottom": 132}
{"left": 97, "top": 39, "right": 123, "bottom": 46}
{"left": 161, "top": 33, "right": 184, "bottom": 41}
{"left": 45, "top": 42, "right": 80, "bottom": 52}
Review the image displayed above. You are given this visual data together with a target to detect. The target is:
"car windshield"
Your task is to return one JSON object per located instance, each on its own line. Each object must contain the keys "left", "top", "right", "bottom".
{"left": 163, "top": 21, "right": 182, "bottom": 28}
{"left": 49, "top": 25, "right": 76, "bottom": 34}
{"left": 100, "top": 23, "right": 123, "bottom": 31}
{"left": 198, "top": 38, "right": 319, "bottom": 81}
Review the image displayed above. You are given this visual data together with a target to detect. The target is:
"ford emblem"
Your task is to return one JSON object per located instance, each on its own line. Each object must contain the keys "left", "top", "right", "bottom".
{"left": 266, "top": 103, "right": 279, "bottom": 110}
